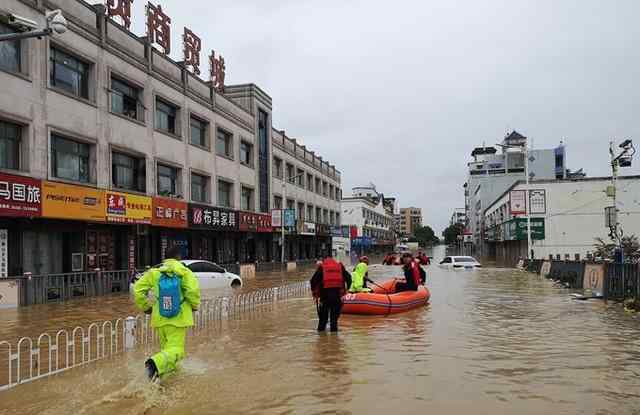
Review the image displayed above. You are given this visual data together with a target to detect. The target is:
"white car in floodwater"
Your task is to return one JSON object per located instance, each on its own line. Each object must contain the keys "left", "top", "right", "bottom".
{"left": 130, "top": 260, "right": 243, "bottom": 292}
{"left": 438, "top": 256, "right": 482, "bottom": 270}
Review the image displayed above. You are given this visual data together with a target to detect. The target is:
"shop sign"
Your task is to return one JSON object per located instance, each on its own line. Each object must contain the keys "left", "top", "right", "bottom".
{"left": 152, "top": 197, "right": 188, "bottom": 228}
{"left": 350, "top": 226, "right": 358, "bottom": 240}
{"left": 271, "top": 209, "right": 282, "bottom": 227}
{"left": 42, "top": 181, "right": 105, "bottom": 222}
{"left": 188, "top": 203, "right": 238, "bottom": 231}
{"left": 0, "top": 172, "right": 41, "bottom": 217}
{"left": 509, "top": 190, "right": 526, "bottom": 215}
{"left": 239, "top": 212, "right": 272, "bottom": 233}
{"left": 504, "top": 217, "right": 545, "bottom": 241}
{"left": 128, "top": 234, "right": 136, "bottom": 272}
{"left": 0, "top": 229, "right": 7, "bottom": 277}
{"left": 316, "top": 224, "right": 330, "bottom": 236}
{"left": 106, "top": 192, "right": 152, "bottom": 224}
{"left": 529, "top": 189, "right": 546, "bottom": 214}
{"left": 283, "top": 209, "right": 296, "bottom": 227}
{"left": 352, "top": 236, "right": 372, "bottom": 247}
{"left": 297, "top": 221, "right": 316, "bottom": 235}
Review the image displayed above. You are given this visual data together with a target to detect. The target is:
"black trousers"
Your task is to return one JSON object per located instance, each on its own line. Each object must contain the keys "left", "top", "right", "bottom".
{"left": 317, "top": 299, "right": 342, "bottom": 332}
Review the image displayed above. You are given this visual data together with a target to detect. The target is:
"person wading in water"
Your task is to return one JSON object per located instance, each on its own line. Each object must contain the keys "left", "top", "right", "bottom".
{"left": 310, "top": 254, "right": 352, "bottom": 332}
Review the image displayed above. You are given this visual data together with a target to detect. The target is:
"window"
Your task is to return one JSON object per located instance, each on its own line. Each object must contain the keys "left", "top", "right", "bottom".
{"left": 112, "top": 152, "right": 145, "bottom": 192}
{"left": 157, "top": 164, "right": 179, "bottom": 197}
{"left": 191, "top": 173, "right": 209, "bottom": 203}
{"left": 155, "top": 98, "right": 177, "bottom": 134}
{"left": 0, "top": 23, "right": 20, "bottom": 73}
{"left": 240, "top": 141, "right": 253, "bottom": 166}
{"left": 188, "top": 261, "right": 224, "bottom": 274}
{"left": 52, "top": 135, "right": 90, "bottom": 182}
{"left": 273, "top": 195, "right": 283, "bottom": 209}
{"left": 190, "top": 116, "right": 207, "bottom": 147}
{"left": 330, "top": 211, "right": 335, "bottom": 225}
{"left": 297, "top": 202, "right": 305, "bottom": 220}
{"left": 307, "top": 205, "right": 314, "bottom": 221}
{"left": 273, "top": 157, "right": 283, "bottom": 178}
{"left": 241, "top": 186, "right": 254, "bottom": 211}
{"left": 316, "top": 207, "right": 321, "bottom": 223}
{"left": 322, "top": 181, "right": 328, "bottom": 197}
{"left": 323, "top": 209, "right": 328, "bottom": 224}
{"left": 335, "top": 212, "right": 340, "bottom": 225}
{"left": 296, "top": 168, "right": 304, "bottom": 187}
{"left": 216, "top": 128, "right": 233, "bottom": 158}
{"left": 286, "top": 199, "right": 295, "bottom": 210}
{"left": 329, "top": 185, "right": 334, "bottom": 200}
{"left": 218, "top": 180, "right": 233, "bottom": 208}
{"left": 0, "top": 121, "right": 21, "bottom": 170}
{"left": 307, "top": 174, "right": 313, "bottom": 191}
{"left": 111, "top": 77, "right": 141, "bottom": 120}
{"left": 50, "top": 47, "right": 89, "bottom": 99}
{"left": 315, "top": 177, "right": 321, "bottom": 194}
{"left": 286, "top": 164, "right": 294, "bottom": 181}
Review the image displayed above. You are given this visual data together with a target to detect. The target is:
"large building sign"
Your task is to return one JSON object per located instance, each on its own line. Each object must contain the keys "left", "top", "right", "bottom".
{"left": 152, "top": 197, "right": 188, "bottom": 228}
{"left": 239, "top": 212, "right": 272, "bottom": 233}
{"left": 146, "top": 2, "right": 171, "bottom": 54}
{"left": 183, "top": 27, "right": 202, "bottom": 75}
{"left": 107, "top": 0, "right": 133, "bottom": 29}
{"left": 0, "top": 172, "right": 41, "bottom": 217}
{"left": 509, "top": 190, "right": 526, "bottom": 215}
{"left": 529, "top": 189, "right": 546, "bottom": 214}
{"left": 106, "top": 192, "right": 152, "bottom": 224}
{"left": 188, "top": 203, "right": 238, "bottom": 231}
{"left": 42, "top": 181, "right": 105, "bottom": 222}
{"left": 209, "top": 50, "right": 226, "bottom": 93}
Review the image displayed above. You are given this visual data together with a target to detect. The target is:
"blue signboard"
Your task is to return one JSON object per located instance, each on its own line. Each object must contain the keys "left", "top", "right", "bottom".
{"left": 283, "top": 209, "right": 296, "bottom": 227}
{"left": 351, "top": 237, "right": 372, "bottom": 247}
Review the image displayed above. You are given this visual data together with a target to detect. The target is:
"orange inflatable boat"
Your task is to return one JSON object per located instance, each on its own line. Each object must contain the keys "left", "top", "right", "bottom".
{"left": 341, "top": 279, "right": 430, "bottom": 315}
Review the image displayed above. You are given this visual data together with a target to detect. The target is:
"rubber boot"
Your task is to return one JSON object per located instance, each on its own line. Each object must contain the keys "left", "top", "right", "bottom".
{"left": 145, "top": 358, "right": 159, "bottom": 382}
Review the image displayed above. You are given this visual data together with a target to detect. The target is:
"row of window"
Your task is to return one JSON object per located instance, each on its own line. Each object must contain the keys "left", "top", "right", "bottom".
{"left": 363, "top": 207, "right": 393, "bottom": 228}
{"left": 272, "top": 157, "right": 341, "bottom": 201}
{"left": 0, "top": 30, "right": 255, "bottom": 165}
{"left": 272, "top": 195, "right": 340, "bottom": 225}
{"left": 0, "top": 120, "right": 256, "bottom": 210}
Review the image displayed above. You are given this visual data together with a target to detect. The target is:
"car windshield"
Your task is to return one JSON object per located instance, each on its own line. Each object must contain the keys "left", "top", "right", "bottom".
{"left": 454, "top": 257, "right": 477, "bottom": 263}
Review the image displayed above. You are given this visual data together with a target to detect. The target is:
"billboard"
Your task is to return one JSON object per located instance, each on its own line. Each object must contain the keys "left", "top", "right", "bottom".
{"left": 42, "top": 181, "right": 105, "bottom": 222}
{"left": 529, "top": 189, "right": 546, "bottom": 214}
{"left": 105, "top": 192, "right": 152, "bottom": 224}
{"left": 0, "top": 172, "right": 41, "bottom": 217}
{"left": 271, "top": 209, "right": 282, "bottom": 227}
{"left": 509, "top": 190, "right": 526, "bottom": 215}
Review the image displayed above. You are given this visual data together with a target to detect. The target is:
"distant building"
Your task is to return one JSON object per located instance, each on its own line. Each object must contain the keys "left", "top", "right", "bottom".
{"left": 483, "top": 176, "right": 640, "bottom": 266}
{"left": 465, "top": 131, "right": 569, "bottom": 254}
{"left": 341, "top": 185, "right": 396, "bottom": 253}
{"left": 398, "top": 207, "right": 423, "bottom": 236}
{"left": 450, "top": 208, "right": 466, "bottom": 226}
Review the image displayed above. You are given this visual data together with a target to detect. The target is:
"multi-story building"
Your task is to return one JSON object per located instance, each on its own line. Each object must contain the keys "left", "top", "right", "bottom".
{"left": 0, "top": 0, "right": 341, "bottom": 275}
{"left": 397, "top": 207, "right": 422, "bottom": 237}
{"left": 450, "top": 208, "right": 466, "bottom": 226}
{"left": 341, "top": 185, "right": 395, "bottom": 254}
{"left": 464, "top": 131, "right": 566, "bottom": 253}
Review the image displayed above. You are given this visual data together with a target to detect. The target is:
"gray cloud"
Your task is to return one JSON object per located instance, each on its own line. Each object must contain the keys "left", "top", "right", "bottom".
{"left": 124, "top": 0, "right": 640, "bottom": 232}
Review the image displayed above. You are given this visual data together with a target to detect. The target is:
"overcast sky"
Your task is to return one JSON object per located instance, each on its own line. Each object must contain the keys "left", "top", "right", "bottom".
{"left": 119, "top": 0, "right": 640, "bottom": 232}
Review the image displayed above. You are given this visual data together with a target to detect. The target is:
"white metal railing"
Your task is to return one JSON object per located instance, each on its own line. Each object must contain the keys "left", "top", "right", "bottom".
{"left": 0, "top": 281, "right": 309, "bottom": 392}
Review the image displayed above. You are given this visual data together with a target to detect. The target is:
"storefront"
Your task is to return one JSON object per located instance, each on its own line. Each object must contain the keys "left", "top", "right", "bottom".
{"left": 188, "top": 203, "right": 240, "bottom": 264}
{"left": 150, "top": 197, "right": 188, "bottom": 264}
{"left": 239, "top": 212, "right": 273, "bottom": 262}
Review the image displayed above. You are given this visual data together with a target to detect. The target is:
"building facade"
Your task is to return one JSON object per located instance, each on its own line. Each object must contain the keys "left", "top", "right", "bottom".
{"left": 0, "top": 0, "right": 341, "bottom": 275}
{"left": 341, "top": 185, "right": 395, "bottom": 254}
{"left": 464, "top": 131, "right": 566, "bottom": 254}
{"left": 483, "top": 176, "right": 640, "bottom": 266}
{"left": 398, "top": 207, "right": 422, "bottom": 236}
{"left": 450, "top": 208, "right": 466, "bottom": 226}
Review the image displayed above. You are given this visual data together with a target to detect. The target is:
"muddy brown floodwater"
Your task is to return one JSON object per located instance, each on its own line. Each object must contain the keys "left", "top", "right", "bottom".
{"left": 2, "top": 250, "right": 640, "bottom": 414}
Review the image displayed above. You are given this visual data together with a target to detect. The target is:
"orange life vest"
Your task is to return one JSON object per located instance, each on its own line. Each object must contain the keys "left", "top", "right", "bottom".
{"left": 322, "top": 258, "right": 344, "bottom": 289}
{"left": 410, "top": 262, "right": 422, "bottom": 286}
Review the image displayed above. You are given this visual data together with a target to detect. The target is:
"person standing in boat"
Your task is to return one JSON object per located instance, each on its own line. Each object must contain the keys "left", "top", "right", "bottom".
{"left": 310, "top": 254, "right": 352, "bottom": 332}
{"left": 395, "top": 253, "right": 425, "bottom": 292}
{"left": 349, "top": 256, "right": 372, "bottom": 293}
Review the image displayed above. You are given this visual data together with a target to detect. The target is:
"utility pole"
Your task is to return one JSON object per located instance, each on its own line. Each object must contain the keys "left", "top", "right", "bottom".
{"left": 608, "top": 139, "right": 635, "bottom": 262}
{"left": 524, "top": 144, "right": 533, "bottom": 260}
{"left": 280, "top": 172, "right": 305, "bottom": 264}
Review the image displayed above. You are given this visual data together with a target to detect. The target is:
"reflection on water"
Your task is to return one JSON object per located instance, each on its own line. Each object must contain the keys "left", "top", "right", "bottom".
{"left": 2, "top": 249, "right": 640, "bottom": 414}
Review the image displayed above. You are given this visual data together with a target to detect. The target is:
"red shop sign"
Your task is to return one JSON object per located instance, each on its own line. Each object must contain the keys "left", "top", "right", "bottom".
{"left": 0, "top": 172, "right": 42, "bottom": 217}
{"left": 239, "top": 212, "right": 272, "bottom": 233}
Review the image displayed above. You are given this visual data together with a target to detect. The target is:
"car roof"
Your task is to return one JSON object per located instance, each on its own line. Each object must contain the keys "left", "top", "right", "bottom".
{"left": 180, "top": 259, "right": 216, "bottom": 265}
{"left": 451, "top": 256, "right": 477, "bottom": 260}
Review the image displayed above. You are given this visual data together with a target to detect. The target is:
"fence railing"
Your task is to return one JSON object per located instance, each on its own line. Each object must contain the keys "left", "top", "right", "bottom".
{"left": 0, "top": 281, "right": 310, "bottom": 392}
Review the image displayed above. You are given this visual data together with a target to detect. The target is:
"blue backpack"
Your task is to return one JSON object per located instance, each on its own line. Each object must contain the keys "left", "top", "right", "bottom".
{"left": 158, "top": 272, "right": 182, "bottom": 318}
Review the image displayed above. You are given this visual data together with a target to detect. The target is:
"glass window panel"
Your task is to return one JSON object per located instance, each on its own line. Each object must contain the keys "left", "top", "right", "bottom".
{"left": 190, "top": 117, "right": 206, "bottom": 147}
{"left": 0, "top": 24, "right": 20, "bottom": 72}
{"left": 218, "top": 181, "right": 232, "bottom": 208}
{"left": 52, "top": 135, "right": 90, "bottom": 182}
{"left": 0, "top": 121, "right": 20, "bottom": 170}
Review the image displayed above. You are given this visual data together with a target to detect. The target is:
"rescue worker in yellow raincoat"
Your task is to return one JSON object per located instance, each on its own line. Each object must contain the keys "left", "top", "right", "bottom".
{"left": 134, "top": 245, "right": 201, "bottom": 381}
{"left": 349, "top": 256, "right": 373, "bottom": 293}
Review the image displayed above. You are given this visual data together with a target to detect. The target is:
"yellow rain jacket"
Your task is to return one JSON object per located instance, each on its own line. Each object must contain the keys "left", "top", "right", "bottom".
{"left": 134, "top": 258, "right": 201, "bottom": 328}
{"left": 349, "top": 262, "right": 371, "bottom": 293}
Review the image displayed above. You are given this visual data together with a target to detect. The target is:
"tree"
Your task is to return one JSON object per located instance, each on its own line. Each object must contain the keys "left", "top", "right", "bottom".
{"left": 413, "top": 225, "right": 439, "bottom": 247}
{"left": 593, "top": 235, "right": 640, "bottom": 261}
{"left": 442, "top": 223, "right": 464, "bottom": 246}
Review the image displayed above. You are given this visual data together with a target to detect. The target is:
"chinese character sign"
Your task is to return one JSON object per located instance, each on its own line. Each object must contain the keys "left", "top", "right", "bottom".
{"left": 183, "top": 27, "right": 201, "bottom": 75}
{"left": 209, "top": 50, "right": 226, "bottom": 93}
{"left": 106, "top": 192, "right": 152, "bottom": 224}
{"left": 188, "top": 204, "right": 238, "bottom": 231}
{"left": 107, "top": 0, "right": 133, "bottom": 29}
{"left": 146, "top": 2, "right": 171, "bottom": 54}
{"left": 0, "top": 229, "right": 7, "bottom": 278}
{"left": 0, "top": 173, "right": 41, "bottom": 217}
{"left": 152, "top": 197, "right": 188, "bottom": 228}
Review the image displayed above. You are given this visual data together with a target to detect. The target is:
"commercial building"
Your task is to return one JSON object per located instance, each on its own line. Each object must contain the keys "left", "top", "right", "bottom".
{"left": 398, "top": 207, "right": 422, "bottom": 236}
{"left": 483, "top": 176, "right": 640, "bottom": 266}
{"left": 450, "top": 208, "right": 466, "bottom": 226}
{"left": 341, "top": 185, "right": 395, "bottom": 254}
{"left": 0, "top": 0, "right": 341, "bottom": 276}
{"left": 464, "top": 131, "right": 567, "bottom": 254}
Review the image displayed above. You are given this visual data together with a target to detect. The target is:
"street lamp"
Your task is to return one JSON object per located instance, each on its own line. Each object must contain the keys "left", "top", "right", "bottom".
{"left": 497, "top": 141, "right": 535, "bottom": 260}
{"left": 608, "top": 139, "right": 635, "bottom": 261}
{"left": 280, "top": 172, "right": 305, "bottom": 264}
{"left": 0, "top": 10, "right": 67, "bottom": 42}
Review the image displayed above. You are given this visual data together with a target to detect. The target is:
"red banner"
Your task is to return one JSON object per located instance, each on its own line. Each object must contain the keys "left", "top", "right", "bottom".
{"left": 152, "top": 197, "right": 188, "bottom": 228}
{"left": 0, "top": 172, "right": 41, "bottom": 217}
{"left": 239, "top": 212, "right": 272, "bottom": 233}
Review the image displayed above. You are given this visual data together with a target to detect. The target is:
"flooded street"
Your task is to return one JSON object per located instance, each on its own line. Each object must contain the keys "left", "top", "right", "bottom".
{"left": 2, "top": 254, "right": 640, "bottom": 414}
